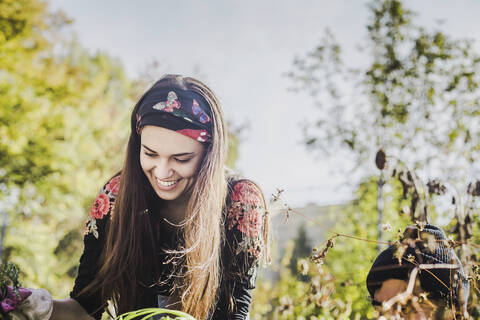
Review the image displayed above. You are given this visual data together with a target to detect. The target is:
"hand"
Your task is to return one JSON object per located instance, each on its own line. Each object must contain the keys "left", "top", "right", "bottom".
{"left": 7, "top": 288, "right": 53, "bottom": 320}
{"left": 0, "top": 286, "right": 31, "bottom": 314}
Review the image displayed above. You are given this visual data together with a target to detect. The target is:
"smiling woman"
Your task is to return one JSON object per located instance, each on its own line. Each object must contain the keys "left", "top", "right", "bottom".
{"left": 140, "top": 126, "right": 205, "bottom": 205}
{"left": 9, "top": 75, "right": 270, "bottom": 320}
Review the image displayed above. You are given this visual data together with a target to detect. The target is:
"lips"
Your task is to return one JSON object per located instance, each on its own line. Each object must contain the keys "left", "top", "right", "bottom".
{"left": 155, "top": 176, "right": 181, "bottom": 191}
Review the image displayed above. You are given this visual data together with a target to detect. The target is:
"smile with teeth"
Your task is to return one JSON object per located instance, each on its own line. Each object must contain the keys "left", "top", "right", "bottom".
{"left": 156, "top": 177, "right": 179, "bottom": 187}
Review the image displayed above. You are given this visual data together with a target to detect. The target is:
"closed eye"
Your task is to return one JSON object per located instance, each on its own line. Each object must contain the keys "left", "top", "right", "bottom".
{"left": 144, "top": 151, "right": 157, "bottom": 157}
{"left": 174, "top": 158, "right": 192, "bottom": 163}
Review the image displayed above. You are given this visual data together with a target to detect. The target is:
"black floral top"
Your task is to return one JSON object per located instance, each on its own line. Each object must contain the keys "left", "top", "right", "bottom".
{"left": 70, "top": 174, "right": 266, "bottom": 320}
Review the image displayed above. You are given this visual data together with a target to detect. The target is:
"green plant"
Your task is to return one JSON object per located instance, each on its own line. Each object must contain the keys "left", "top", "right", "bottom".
{"left": 116, "top": 308, "right": 196, "bottom": 320}
{"left": 0, "top": 261, "right": 22, "bottom": 320}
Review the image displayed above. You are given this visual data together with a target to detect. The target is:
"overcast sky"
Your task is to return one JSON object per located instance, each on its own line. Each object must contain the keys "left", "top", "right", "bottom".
{"left": 47, "top": 0, "right": 480, "bottom": 207}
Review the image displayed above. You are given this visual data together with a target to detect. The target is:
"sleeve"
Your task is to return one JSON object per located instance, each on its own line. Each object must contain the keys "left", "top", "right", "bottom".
{"left": 223, "top": 179, "right": 267, "bottom": 319}
{"left": 69, "top": 175, "right": 120, "bottom": 320}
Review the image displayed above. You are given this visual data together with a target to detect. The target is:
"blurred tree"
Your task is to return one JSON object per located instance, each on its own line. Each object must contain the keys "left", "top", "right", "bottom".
{"left": 0, "top": 0, "right": 242, "bottom": 301}
{"left": 0, "top": 0, "right": 132, "bottom": 296}
{"left": 288, "top": 0, "right": 480, "bottom": 186}
{"left": 251, "top": 176, "right": 411, "bottom": 319}
{"left": 288, "top": 223, "right": 312, "bottom": 281}
{"left": 269, "top": 0, "right": 480, "bottom": 317}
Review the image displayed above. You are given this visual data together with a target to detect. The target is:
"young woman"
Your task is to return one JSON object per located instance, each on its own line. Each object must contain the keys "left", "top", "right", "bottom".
{"left": 10, "top": 75, "right": 269, "bottom": 320}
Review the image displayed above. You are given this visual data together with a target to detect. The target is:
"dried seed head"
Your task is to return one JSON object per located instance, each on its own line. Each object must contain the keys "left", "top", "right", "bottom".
{"left": 420, "top": 232, "right": 436, "bottom": 253}
{"left": 406, "top": 254, "right": 415, "bottom": 263}
{"left": 311, "top": 235, "right": 337, "bottom": 265}
{"left": 426, "top": 179, "right": 446, "bottom": 195}
{"left": 393, "top": 243, "right": 407, "bottom": 265}
{"left": 284, "top": 207, "right": 292, "bottom": 223}
{"left": 467, "top": 181, "right": 480, "bottom": 196}
{"left": 271, "top": 188, "right": 285, "bottom": 202}
{"left": 415, "top": 220, "right": 426, "bottom": 231}
{"left": 278, "top": 295, "right": 294, "bottom": 316}
{"left": 391, "top": 168, "right": 397, "bottom": 177}
{"left": 418, "top": 292, "right": 429, "bottom": 302}
{"left": 375, "top": 148, "right": 387, "bottom": 170}
{"left": 382, "top": 222, "right": 392, "bottom": 231}
{"left": 447, "top": 235, "right": 455, "bottom": 248}
{"left": 298, "top": 259, "right": 309, "bottom": 276}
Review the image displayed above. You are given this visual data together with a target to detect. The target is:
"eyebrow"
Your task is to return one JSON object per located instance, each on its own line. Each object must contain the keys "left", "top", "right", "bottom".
{"left": 141, "top": 144, "right": 196, "bottom": 157}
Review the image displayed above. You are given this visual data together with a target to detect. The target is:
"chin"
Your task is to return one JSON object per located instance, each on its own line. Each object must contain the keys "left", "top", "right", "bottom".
{"left": 155, "top": 190, "right": 182, "bottom": 201}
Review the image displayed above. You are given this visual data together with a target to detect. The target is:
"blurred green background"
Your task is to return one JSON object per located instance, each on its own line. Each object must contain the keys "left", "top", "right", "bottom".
{"left": 0, "top": 0, "right": 479, "bottom": 319}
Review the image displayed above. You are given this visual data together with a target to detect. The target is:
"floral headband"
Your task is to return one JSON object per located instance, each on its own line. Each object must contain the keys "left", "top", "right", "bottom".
{"left": 135, "top": 88, "right": 213, "bottom": 143}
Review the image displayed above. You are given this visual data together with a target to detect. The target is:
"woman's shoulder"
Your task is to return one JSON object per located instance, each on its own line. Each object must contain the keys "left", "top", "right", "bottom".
{"left": 225, "top": 175, "right": 266, "bottom": 248}
{"left": 225, "top": 169, "right": 264, "bottom": 202}
{"left": 223, "top": 175, "right": 268, "bottom": 288}
{"left": 84, "top": 173, "right": 121, "bottom": 239}
{"left": 227, "top": 178, "right": 265, "bottom": 210}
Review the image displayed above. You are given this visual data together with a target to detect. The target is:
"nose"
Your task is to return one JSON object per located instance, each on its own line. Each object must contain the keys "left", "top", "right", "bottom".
{"left": 152, "top": 159, "right": 174, "bottom": 179}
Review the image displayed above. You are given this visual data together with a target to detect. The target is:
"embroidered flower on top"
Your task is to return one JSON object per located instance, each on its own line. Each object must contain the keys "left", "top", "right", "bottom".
{"left": 86, "top": 176, "right": 120, "bottom": 238}
{"left": 152, "top": 91, "right": 181, "bottom": 112}
{"left": 227, "top": 203, "right": 262, "bottom": 238}
{"left": 237, "top": 207, "right": 262, "bottom": 237}
{"left": 227, "top": 181, "right": 264, "bottom": 238}
{"left": 192, "top": 99, "right": 211, "bottom": 124}
{"left": 90, "top": 192, "right": 111, "bottom": 220}
{"left": 231, "top": 181, "right": 261, "bottom": 204}
{"left": 105, "top": 175, "right": 120, "bottom": 195}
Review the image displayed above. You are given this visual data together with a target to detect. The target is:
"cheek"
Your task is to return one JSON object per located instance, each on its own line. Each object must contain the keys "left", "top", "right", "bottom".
{"left": 179, "top": 158, "right": 203, "bottom": 178}
{"left": 139, "top": 154, "right": 152, "bottom": 173}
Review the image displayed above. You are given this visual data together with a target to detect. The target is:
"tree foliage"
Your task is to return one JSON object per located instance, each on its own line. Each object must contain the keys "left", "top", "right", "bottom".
{"left": 0, "top": 0, "right": 133, "bottom": 295}
{"left": 288, "top": 0, "right": 480, "bottom": 184}
{"left": 250, "top": 0, "right": 480, "bottom": 318}
{"left": 0, "top": 0, "right": 242, "bottom": 303}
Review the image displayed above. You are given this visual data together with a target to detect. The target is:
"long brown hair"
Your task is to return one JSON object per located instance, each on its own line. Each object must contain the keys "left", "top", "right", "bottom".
{"left": 82, "top": 75, "right": 229, "bottom": 319}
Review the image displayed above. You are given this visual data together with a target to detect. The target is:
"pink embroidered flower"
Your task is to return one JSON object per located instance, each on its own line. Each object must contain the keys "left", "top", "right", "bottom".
{"left": 90, "top": 192, "right": 110, "bottom": 219}
{"left": 105, "top": 175, "right": 120, "bottom": 195}
{"left": 230, "top": 181, "right": 262, "bottom": 205}
{"left": 236, "top": 208, "right": 262, "bottom": 238}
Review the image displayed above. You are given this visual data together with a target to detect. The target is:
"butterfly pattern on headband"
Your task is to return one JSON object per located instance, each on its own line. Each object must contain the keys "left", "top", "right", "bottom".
{"left": 152, "top": 91, "right": 181, "bottom": 112}
{"left": 192, "top": 99, "right": 211, "bottom": 124}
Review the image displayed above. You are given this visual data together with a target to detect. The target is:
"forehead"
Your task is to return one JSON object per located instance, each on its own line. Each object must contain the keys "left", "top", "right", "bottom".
{"left": 140, "top": 125, "right": 204, "bottom": 154}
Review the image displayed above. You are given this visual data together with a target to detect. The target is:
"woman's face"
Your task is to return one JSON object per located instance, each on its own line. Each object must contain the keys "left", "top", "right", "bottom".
{"left": 140, "top": 125, "right": 205, "bottom": 202}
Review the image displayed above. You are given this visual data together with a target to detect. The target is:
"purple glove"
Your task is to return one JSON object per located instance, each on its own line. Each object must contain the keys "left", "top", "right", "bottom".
{"left": 0, "top": 286, "right": 31, "bottom": 313}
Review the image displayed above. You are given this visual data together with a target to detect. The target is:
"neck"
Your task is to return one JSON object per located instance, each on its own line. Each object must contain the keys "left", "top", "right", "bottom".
{"left": 161, "top": 192, "right": 190, "bottom": 225}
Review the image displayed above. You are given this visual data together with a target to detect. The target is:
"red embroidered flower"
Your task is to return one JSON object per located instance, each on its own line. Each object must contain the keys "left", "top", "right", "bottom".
{"left": 230, "top": 181, "right": 262, "bottom": 205}
{"left": 90, "top": 192, "right": 110, "bottom": 219}
{"left": 105, "top": 175, "right": 120, "bottom": 195}
{"left": 237, "top": 208, "right": 262, "bottom": 238}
